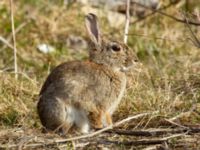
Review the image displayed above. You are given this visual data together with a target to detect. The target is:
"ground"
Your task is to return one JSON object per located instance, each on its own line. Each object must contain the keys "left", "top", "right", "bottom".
{"left": 0, "top": 0, "right": 200, "bottom": 149}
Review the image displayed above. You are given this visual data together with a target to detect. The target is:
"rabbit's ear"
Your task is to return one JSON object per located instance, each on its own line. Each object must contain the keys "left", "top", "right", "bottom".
{"left": 85, "top": 13, "right": 101, "bottom": 46}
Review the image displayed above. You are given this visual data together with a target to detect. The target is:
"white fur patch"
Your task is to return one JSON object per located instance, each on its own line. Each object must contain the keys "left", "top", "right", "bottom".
{"left": 65, "top": 105, "right": 90, "bottom": 133}
{"left": 108, "top": 74, "right": 127, "bottom": 114}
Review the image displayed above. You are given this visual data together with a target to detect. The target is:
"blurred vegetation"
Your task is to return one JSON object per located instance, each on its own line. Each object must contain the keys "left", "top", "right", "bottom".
{"left": 0, "top": 0, "right": 200, "bottom": 139}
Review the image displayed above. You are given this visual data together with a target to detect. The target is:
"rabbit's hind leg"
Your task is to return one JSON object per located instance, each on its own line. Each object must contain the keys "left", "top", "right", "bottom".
{"left": 38, "top": 97, "right": 74, "bottom": 135}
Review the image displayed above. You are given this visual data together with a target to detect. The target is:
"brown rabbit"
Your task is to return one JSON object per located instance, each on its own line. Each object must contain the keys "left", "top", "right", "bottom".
{"left": 37, "top": 13, "right": 138, "bottom": 134}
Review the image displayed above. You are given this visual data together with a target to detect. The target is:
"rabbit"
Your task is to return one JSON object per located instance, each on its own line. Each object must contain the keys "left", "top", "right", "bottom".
{"left": 37, "top": 13, "right": 138, "bottom": 134}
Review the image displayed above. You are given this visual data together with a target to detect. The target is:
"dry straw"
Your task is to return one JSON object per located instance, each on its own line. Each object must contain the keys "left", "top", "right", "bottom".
{"left": 10, "top": 0, "right": 18, "bottom": 79}
{"left": 124, "top": 0, "right": 130, "bottom": 44}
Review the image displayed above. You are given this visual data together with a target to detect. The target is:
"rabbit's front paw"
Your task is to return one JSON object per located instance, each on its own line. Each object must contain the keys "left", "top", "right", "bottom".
{"left": 93, "top": 120, "right": 103, "bottom": 129}
{"left": 89, "top": 111, "right": 103, "bottom": 129}
{"left": 105, "top": 112, "right": 113, "bottom": 126}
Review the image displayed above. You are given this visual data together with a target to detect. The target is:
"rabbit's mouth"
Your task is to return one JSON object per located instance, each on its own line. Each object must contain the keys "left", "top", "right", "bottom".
{"left": 121, "top": 63, "right": 135, "bottom": 72}
{"left": 120, "top": 66, "right": 132, "bottom": 72}
{"left": 121, "top": 59, "right": 139, "bottom": 72}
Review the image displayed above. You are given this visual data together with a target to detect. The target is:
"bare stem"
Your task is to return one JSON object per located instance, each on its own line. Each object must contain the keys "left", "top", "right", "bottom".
{"left": 124, "top": 0, "right": 130, "bottom": 44}
{"left": 131, "top": 1, "right": 200, "bottom": 26}
{"left": 10, "top": 0, "right": 18, "bottom": 79}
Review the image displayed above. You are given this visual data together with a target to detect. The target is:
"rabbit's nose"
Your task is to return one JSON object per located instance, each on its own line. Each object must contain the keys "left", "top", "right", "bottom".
{"left": 133, "top": 58, "right": 139, "bottom": 63}
{"left": 131, "top": 59, "right": 139, "bottom": 66}
{"left": 125, "top": 59, "right": 135, "bottom": 68}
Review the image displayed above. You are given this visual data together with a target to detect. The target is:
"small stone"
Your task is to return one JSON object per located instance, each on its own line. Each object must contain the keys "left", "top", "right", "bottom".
{"left": 37, "top": 44, "right": 55, "bottom": 54}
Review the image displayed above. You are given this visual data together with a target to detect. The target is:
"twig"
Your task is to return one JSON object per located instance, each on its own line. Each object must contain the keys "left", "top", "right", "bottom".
{"left": 9, "top": 0, "right": 18, "bottom": 79}
{"left": 131, "top": 0, "right": 178, "bottom": 25}
{"left": 124, "top": 0, "right": 130, "bottom": 44}
{"left": 131, "top": 0, "right": 200, "bottom": 26}
{"left": 0, "top": 36, "right": 14, "bottom": 50}
{"left": 183, "top": 13, "right": 200, "bottom": 48}
{"left": 54, "top": 112, "right": 155, "bottom": 142}
{"left": 106, "top": 127, "right": 200, "bottom": 136}
{"left": 164, "top": 118, "right": 188, "bottom": 129}
{"left": 1, "top": 21, "right": 28, "bottom": 51}
{"left": 98, "top": 133, "right": 185, "bottom": 146}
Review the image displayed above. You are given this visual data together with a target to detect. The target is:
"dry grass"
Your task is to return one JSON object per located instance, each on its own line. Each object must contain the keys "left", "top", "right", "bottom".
{"left": 0, "top": 0, "right": 200, "bottom": 149}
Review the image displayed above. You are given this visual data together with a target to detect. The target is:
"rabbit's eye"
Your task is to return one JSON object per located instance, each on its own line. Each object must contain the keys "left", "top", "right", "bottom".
{"left": 111, "top": 44, "right": 121, "bottom": 52}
